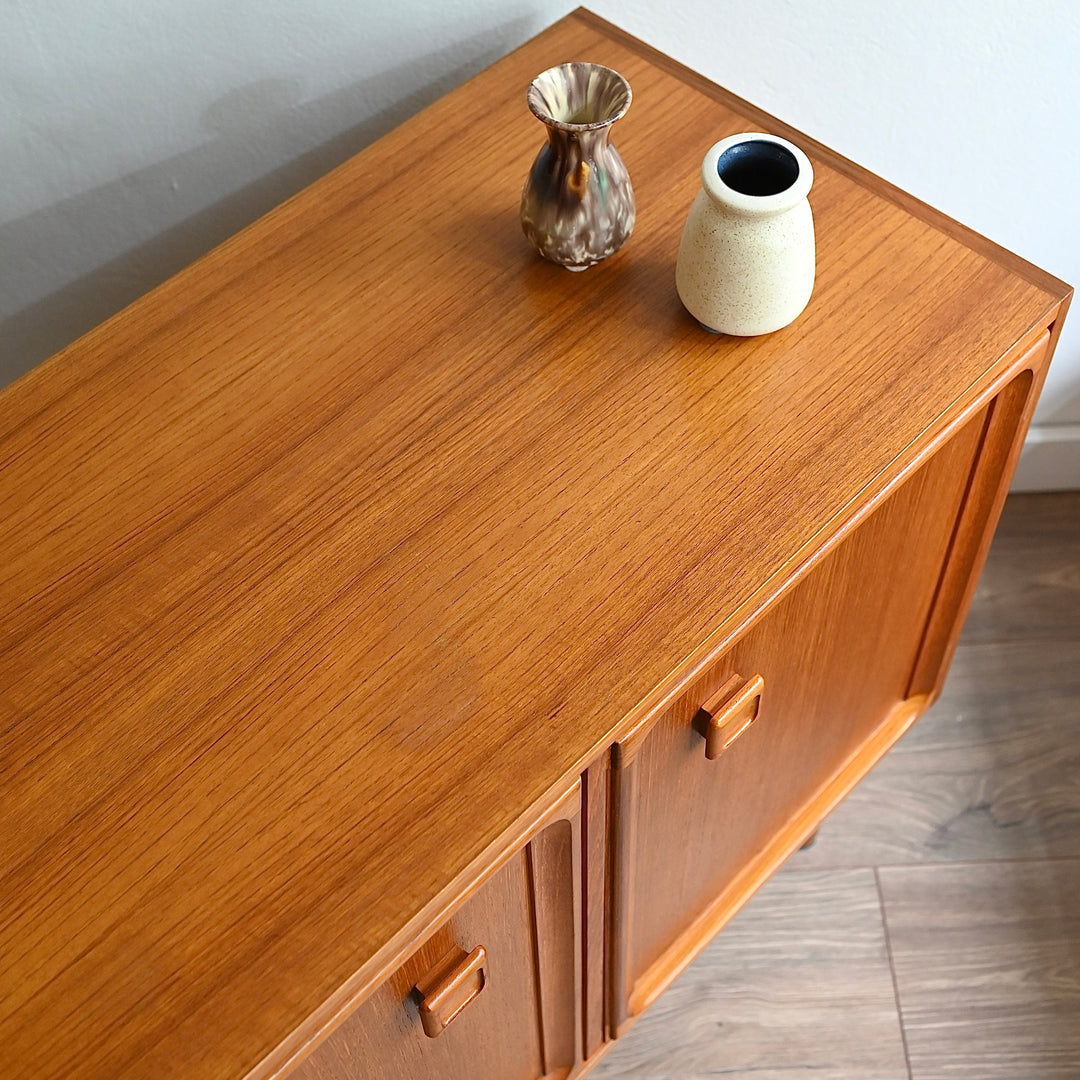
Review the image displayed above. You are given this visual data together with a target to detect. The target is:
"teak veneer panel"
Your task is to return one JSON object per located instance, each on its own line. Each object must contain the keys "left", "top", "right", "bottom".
{"left": 291, "top": 785, "right": 581, "bottom": 1080}
{"left": 0, "top": 10, "right": 1069, "bottom": 1080}
{"left": 611, "top": 407, "right": 986, "bottom": 1028}
{"left": 294, "top": 846, "right": 546, "bottom": 1080}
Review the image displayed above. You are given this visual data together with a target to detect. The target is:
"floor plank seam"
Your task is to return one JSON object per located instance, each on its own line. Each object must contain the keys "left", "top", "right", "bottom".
{"left": 958, "top": 634, "right": 1080, "bottom": 645}
{"left": 874, "top": 865, "right": 915, "bottom": 1080}
{"left": 787, "top": 853, "right": 1080, "bottom": 873}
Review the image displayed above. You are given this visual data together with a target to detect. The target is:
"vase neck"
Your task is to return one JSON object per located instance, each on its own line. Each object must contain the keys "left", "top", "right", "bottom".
{"left": 546, "top": 124, "right": 611, "bottom": 158}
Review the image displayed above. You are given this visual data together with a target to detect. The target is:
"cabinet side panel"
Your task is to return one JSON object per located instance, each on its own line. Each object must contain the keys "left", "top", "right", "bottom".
{"left": 910, "top": 335, "right": 1049, "bottom": 698}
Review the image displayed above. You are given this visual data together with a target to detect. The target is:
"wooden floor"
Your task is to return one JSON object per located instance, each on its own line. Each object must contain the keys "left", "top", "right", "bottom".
{"left": 592, "top": 492, "right": 1080, "bottom": 1080}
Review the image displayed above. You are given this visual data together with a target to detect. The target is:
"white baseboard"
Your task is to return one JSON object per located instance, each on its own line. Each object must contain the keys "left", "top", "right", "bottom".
{"left": 1011, "top": 423, "right": 1080, "bottom": 491}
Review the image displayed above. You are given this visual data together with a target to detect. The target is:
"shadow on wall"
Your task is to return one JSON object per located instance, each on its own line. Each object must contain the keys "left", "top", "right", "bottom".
{"left": 0, "top": 16, "right": 534, "bottom": 388}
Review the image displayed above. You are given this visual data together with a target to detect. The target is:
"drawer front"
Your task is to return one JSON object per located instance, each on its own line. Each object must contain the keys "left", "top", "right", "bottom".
{"left": 610, "top": 410, "right": 987, "bottom": 1031}
{"left": 291, "top": 787, "right": 580, "bottom": 1080}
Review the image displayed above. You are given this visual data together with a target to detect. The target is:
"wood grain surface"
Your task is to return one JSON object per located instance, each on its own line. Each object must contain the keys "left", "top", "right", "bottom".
{"left": 797, "top": 489, "right": 1080, "bottom": 871}
{"left": 963, "top": 491, "right": 1080, "bottom": 643}
{"left": 794, "top": 639, "right": 1080, "bottom": 868}
{"left": 593, "top": 869, "right": 909, "bottom": 1080}
{"left": 881, "top": 859, "right": 1080, "bottom": 1079}
{"left": 907, "top": 358, "right": 1047, "bottom": 702}
{"left": 0, "top": 9, "right": 1069, "bottom": 1080}
{"left": 613, "top": 413, "right": 981, "bottom": 1023}
{"left": 291, "top": 847, "right": 544, "bottom": 1080}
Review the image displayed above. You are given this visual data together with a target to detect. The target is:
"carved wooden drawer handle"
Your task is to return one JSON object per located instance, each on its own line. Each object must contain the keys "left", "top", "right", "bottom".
{"left": 697, "top": 673, "right": 765, "bottom": 760}
{"left": 414, "top": 944, "right": 487, "bottom": 1038}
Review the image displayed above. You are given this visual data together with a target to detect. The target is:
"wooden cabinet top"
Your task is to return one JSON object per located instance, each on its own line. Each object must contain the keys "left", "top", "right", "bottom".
{"left": 0, "top": 10, "right": 1069, "bottom": 1080}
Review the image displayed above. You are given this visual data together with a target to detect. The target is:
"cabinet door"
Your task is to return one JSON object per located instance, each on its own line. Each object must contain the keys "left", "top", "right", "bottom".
{"left": 291, "top": 787, "right": 580, "bottom": 1080}
{"left": 610, "top": 412, "right": 987, "bottom": 1032}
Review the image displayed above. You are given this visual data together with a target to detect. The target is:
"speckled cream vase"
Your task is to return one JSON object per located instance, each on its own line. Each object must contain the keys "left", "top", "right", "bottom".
{"left": 676, "top": 133, "right": 814, "bottom": 335}
{"left": 520, "top": 62, "right": 634, "bottom": 270}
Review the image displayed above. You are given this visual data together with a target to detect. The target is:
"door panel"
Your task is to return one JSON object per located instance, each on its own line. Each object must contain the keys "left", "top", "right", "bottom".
{"left": 611, "top": 410, "right": 986, "bottom": 1029}
{"left": 291, "top": 788, "right": 580, "bottom": 1080}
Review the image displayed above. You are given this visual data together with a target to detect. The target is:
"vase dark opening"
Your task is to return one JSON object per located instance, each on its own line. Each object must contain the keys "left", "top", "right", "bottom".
{"left": 717, "top": 140, "right": 801, "bottom": 197}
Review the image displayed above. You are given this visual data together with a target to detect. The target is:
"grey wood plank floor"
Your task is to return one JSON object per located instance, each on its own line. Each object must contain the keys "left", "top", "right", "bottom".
{"left": 591, "top": 492, "right": 1080, "bottom": 1079}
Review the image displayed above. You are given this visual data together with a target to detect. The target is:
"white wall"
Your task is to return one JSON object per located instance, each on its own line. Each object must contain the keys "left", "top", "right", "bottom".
{"left": 3, "top": 1, "right": 1078, "bottom": 484}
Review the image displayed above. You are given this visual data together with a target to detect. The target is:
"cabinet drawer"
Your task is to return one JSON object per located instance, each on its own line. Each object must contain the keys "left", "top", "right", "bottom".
{"left": 609, "top": 410, "right": 988, "bottom": 1032}
{"left": 290, "top": 787, "right": 580, "bottom": 1080}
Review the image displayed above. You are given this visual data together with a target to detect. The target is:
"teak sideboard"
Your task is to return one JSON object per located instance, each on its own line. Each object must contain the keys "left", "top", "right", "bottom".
{"left": 0, "top": 10, "right": 1070, "bottom": 1080}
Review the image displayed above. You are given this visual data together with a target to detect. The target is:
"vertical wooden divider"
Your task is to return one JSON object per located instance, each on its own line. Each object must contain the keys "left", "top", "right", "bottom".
{"left": 527, "top": 782, "right": 583, "bottom": 1080}
{"left": 608, "top": 741, "right": 640, "bottom": 1040}
{"left": 583, "top": 758, "right": 610, "bottom": 1060}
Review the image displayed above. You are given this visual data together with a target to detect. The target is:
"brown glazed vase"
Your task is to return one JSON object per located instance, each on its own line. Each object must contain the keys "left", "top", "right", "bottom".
{"left": 520, "top": 62, "right": 635, "bottom": 270}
